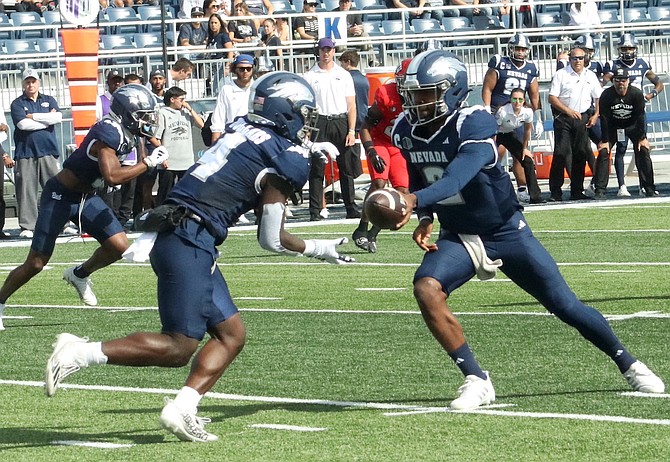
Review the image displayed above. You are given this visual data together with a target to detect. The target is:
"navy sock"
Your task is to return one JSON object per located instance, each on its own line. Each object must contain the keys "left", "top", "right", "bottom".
{"left": 73, "top": 265, "right": 89, "bottom": 279}
{"left": 612, "top": 348, "right": 636, "bottom": 373}
{"left": 449, "top": 343, "right": 486, "bottom": 380}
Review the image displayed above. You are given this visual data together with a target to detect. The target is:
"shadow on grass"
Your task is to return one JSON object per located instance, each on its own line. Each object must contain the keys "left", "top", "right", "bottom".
{"left": 0, "top": 426, "right": 164, "bottom": 450}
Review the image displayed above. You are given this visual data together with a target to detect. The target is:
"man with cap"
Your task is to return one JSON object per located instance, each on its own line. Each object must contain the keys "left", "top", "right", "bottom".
{"left": 209, "top": 54, "right": 255, "bottom": 145}
{"left": 148, "top": 69, "right": 166, "bottom": 103}
{"left": 598, "top": 67, "right": 659, "bottom": 197}
{"left": 10, "top": 69, "right": 63, "bottom": 239}
{"left": 304, "top": 37, "right": 361, "bottom": 220}
{"left": 178, "top": 7, "right": 208, "bottom": 60}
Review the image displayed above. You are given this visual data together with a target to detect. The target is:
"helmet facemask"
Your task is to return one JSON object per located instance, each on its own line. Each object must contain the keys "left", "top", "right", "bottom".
{"left": 133, "top": 109, "right": 159, "bottom": 138}
{"left": 295, "top": 103, "right": 320, "bottom": 144}
{"left": 400, "top": 81, "right": 450, "bottom": 126}
{"left": 619, "top": 46, "right": 637, "bottom": 64}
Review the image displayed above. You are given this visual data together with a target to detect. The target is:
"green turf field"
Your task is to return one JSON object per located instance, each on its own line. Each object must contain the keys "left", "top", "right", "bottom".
{"left": 1, "top": 203, "right": 669, "bottom": 461}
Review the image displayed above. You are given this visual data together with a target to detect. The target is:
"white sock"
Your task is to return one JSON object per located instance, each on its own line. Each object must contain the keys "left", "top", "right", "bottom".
{"left": 0, "top": 302, "right": 4, "bottom": 317}
{"left": 173, "top": 386, "right": 202, "bottom": 415}
{"left": 86, "top": 342, "right": 108, "bottom": 366}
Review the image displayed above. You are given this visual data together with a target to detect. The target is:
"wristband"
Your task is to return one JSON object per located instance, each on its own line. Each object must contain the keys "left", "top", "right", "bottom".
{"left": 362, "top": 141, "right": 374, "bottom": 151}
{"left": 348, "top": 129, "right": 355, "bottom": 134}
{"left": 651, "top": 90, "right": 658, "bottom": 98}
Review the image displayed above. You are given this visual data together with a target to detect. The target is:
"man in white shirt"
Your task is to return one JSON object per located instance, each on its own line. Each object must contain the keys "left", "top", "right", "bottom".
{"left": 548, "top": 46, "right": 602, "bottom": 201}
{"left": 303, "top": 37, "right": 360, "bottom": 221}
{"left": 209, "top": 54, "right": 255, "bottom": 144}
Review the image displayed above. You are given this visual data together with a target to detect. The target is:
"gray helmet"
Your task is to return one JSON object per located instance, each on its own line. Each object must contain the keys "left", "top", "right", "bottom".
{"left": 617, "top": 33, "right": 638, "bottom": 63}
{"left": 573, "top": 34, "right": 595, "bottom": 63}
{"left": 507, "top": 33, "right": 531, "bottom": 62}
{"left": 110, "top": 84, "right": 159, "bottom": 138}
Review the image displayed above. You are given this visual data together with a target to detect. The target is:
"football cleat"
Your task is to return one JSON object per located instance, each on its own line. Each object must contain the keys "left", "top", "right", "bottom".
{"left": 450, "top": 372, "right": 495, "bottom": 410}
{"left": 0, "top": 303, "right": 5, "bottom": 331}
{"left": 516, "top": 189, "right": 530, "bottom": 203}
{"left": 45, "top": 333, "right": 89, "bottom": 397}
{"left": 617, "top": 185, "right": 631, "bottom": 197}
{"left": 159, "top": 398, "right": 219, "bottom": 442}
{"left": 352, "top": 234, "right": 369, "bottom": 251}
{"left": 63, "top": 267, "right": 98, "bottom": 306}
{"left": 623, "top": 361, "right": 665, "bottom": 393}
{"left": 367, "top": 240, "right": 377, "bottom": 254}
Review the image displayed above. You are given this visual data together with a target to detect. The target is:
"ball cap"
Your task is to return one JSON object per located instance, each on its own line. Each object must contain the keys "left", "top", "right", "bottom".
{"left": 318, "top": 37, "right": 335, "bottom": 49}
{"left": 613, "top": 68, "right": 629, "bottom": 80}
{"left": 191, "top": 6, "right": 204, "bottom": 15}
{"left": 233, "top": 54, "right": 254, "bottom": 66}
{"left": 107, "top": 69, "right": 124, "bottom": 81}
{"left": 150, "top": 69, "right": 166, "bottom": 78}
{"left": 22, "top": 69, "right": 40, "bottom": 81}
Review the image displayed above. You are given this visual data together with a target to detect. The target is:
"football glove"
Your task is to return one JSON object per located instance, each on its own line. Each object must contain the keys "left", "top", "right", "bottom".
{"left": 143, "top": 146, "right": 169, "bottom": 168}
{"left": 534, "top": 120, "right": 544, "bottom": 139}
{"left": 367, "top": 148, "right": 386, "bottom": 174}
{"left": 303, "top": 238, "right": 355, "bottom": 264}
{"left": 307, "top": 141, "right": 339, "bottom": 160}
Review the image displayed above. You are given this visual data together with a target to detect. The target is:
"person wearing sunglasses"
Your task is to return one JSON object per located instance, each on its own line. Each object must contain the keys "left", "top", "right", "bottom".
{"left": 494, "top": 88, "right": 545, "bottom": 204}
{"left": 228, "top": 1, "right": 259, "bottom": 44}
{"left": 294, "top": 1, "right": 319, "bottom": 51}
{"left": 547, "top": 46, "right": 602, "bottom": 201}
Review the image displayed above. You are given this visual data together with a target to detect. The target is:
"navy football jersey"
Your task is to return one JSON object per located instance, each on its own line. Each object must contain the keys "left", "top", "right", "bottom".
{"left": 63, "top": 117, "right": 137, "bottom": 189}
{"left": 167, "top": 117, "right": 310, "bottom": 243}
{"left": 487, "top": 55, "right": 539, "bottom": 110}
{"left": 392, "top": 107, "right": 522, "bottom": 235}
{"left": 603, "top": 58, "right": 652, "bottom": 90}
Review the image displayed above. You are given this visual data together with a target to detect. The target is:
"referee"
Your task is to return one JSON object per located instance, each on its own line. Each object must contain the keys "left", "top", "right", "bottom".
{"left": 548, "top": 46, "right": 602, "bottom": 201}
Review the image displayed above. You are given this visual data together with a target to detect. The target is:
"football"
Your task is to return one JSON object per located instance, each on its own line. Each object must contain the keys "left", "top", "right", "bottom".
{"left": 364, "top": 189, "right": 407, "bottom": 230}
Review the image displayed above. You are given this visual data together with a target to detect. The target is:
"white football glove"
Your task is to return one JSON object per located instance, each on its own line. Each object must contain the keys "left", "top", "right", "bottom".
{"left": 307, "top": 141, "right": 340, "bottom": 160}
{"left": 303, "top": 238, "right": 355, "bottom": 264}
{"left": 534, "top": 120, "right": 544, "bottom": 139}
{"left": 143, "top": 146, "right": 169, "bottom": 168}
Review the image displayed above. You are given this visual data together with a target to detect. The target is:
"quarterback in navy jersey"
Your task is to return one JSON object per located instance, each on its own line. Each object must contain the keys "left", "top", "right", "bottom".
{"left": 44, "top": 72, "right": 354, "bottom": 443}
{"left": 0, "top": 84, "right": 167, "bottom": 319}
{"left": 391, "top": 50, "right": 664, "bottom": 411}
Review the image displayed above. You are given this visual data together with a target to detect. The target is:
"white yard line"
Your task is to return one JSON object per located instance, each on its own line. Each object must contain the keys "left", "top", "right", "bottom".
{"left": 2, "top": 380, "right": 668, "bottom": 427}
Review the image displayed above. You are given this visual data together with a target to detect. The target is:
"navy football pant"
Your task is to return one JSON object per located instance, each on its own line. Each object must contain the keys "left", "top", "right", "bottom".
{"left": 414, "top": 211, "right": 626, "bottom": 360}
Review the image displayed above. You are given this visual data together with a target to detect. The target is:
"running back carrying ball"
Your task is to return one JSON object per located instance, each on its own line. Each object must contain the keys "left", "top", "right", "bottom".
{"left": 364, "top": 189, "right": 407, "bottom": 230}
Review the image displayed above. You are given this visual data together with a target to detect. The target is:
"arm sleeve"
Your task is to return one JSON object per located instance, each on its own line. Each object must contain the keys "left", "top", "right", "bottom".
{"left": 17, "top": 118, "right": 50, "bottom": 131}
{"left": 32, "top": 111, "right": 63, "bottom": 125}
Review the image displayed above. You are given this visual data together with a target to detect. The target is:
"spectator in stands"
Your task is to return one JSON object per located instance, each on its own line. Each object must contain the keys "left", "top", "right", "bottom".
{"left": 15, "top": 0, "right": 44, "bottom": 13}
{"left": 448, "top": 0, "right": 490, "bottom": 18}
{"left": 547, "top": 47, "right": 601, "bottom": 201}
{"left": 304, "top": 37, "right": 361, "bottom": 221}
{"left": 96, "top": 70, "right": 125, "bottom": 122}
{"left": 568, "top": 1, "right": 600, "bottom": 37}
{"left": 494, "top": 88, "right": 545, "bottom": 204}
{"left": 243, "top": 0, "right": 273, "bottom": 16}
{"left": 203, "top": 0, "right": 227, "bottom": 22}
{"left": 294, "top": 1, "right": 319, "bottom": 48}
{"left": 331, "top": 0, "right": 375, "bottom": 55}
{"left": 206, "top": 13, "right": 234, "bottom": 92}
{"left": 0, "top": 106, "right": 12, "bottom": 240}
{"left": 149, "top": 68, "right": 167, "bottom": 101}
{"left": 228, "top": 1, "right": 259, "bottom": 43}
{"left": 259, "top": 18, "right": 283, "bottom": 70}
{"left": 275, "top": 14, "right": 291, "bottom": 43}
{"left": 179, "top": 0, "right": 203, "bottom": 18}
{"left": 152, "top": 87, "right": 205, "bottom": 205}
{"left": 599, "top": 68, "right": 658, "bottom": 197}
{"left": 10, "top": 69, "right": 62, "bottom": 239}
{"left": 179, "top": 6, "right": 208, "bottom": 60}
{"left": 210, "top": 54, "right": 255, "bottom": 144}
{"left": 385, "top": 0, "right": 427, "bottom": 21}
{"left": 603, "top": 33, "right": 664, "bottom": 198}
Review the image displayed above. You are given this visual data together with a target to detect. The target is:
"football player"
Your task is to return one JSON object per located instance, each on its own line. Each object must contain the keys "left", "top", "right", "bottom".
{"left": 352, "top": 58, "right": 411, "bottom": 253}
{"left": 44, "top": 72, "right": 354, "bottom": 443}
{"left": 0, "top": 84, "right": 168, "bottom": 330}
{"left": 482, "top": 33, "right": 544, "bottom": 203}
{"left": 391, "top": 50, "right": 664, "bottom": 410}
{"left": 603, "top": 33, "right": 663, "bottom": 197}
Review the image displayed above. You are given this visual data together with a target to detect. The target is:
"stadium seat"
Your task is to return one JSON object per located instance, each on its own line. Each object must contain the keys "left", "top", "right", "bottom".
{"left": 411, "top": 18, "right": 441, "bottom": 33}
{"left": 355, "top": 0, "right": 381, "bottom": 7}
{"left": 4, "top": 38, "right": 38, "bottom": 68}
{"left": 626, "top": 0, "right": 652, "bottom": 7}
{"left": 36, "top": 37, "right": 61, "bottom": 68}
{"left": 450, "top": 26, "right": 476, "bottom": 47}
{"left": 362, "top": 4, "right": 386, "bottom": 22}
{"left": 106, "top": 7, "right": 142, "bottom": 35}
{"left": 101, "top": 34, "right": 137, "bottom": 65}
{"left": 535, "top": 12, "right": 563, "bottom": 41}
{"left": 648, "top": 6, "right": 670, "bottom": 36}
{"left": 599, "top": 0, "right": 621, "bottom": 9}
{"left": 536, "top": 1, "right": 563, "bottom": 13}
{"left": 441, "top": 16, "right": 470, "bottom": 31}
{"left": 137, "top": 5, "right": 175, "bottom": 32}
{"left": 322, "top": 0, "right": 339, "bottom": 10}
{"left": 623, "top": 6, "right": 649, "bottom": 22}
{"left": 362, "top": 20, "right": 383, "bottom": 35}
{"left": 597, "top": 8, "right": 620, "bottom": 23}
{"left": 292, "top": 0, "right": 304, "bottom": 12}
{"left": 270, "top": 0, "right": 295, "bottom": 11}
{"left": 10, "top": 11, "right": 45, "bottom": 39}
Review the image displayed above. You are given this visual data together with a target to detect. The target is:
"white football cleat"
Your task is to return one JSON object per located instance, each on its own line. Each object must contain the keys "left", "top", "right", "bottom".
{"left": 63, "top": 267, "right": 98, "bottom": 306}
{"left": 45, "top": 333, "right": 89, "bottom": 397}
{"left": 617, "top": 185, "right": 631, "bottom": 197}
{"left": 623, "top": 361, "right": 665, "bottom": 393}
{"left": 450, "top": 372, "right": 496, "bottom": 410}
{"left": 19, "top": 229, "right": 33, "bottom": 239}
{"left": 159, "top": 398, "right": 219, "bottom": 442}
{"left": 516, "top": 188, "right": 530, "bottom": 203}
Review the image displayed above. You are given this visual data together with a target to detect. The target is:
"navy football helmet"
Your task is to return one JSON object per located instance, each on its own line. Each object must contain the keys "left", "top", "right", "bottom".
{"left": 617, "top": 33, "right": 638, "bottom": 63}
{"left": 109, "top": 84, "right": 159, "bottom": 138}
{"left": 507, "top": 33, "right": 531, "bottom": 63}
{"left": 247, "top": 71, "right": 318, "bottom": 144}
{"left": 573, "top": 34, "right": 595, "bottom": 63}
{"left": 398, "top": 50, "right": 469, "bottom": 126}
